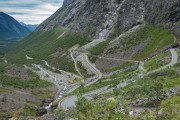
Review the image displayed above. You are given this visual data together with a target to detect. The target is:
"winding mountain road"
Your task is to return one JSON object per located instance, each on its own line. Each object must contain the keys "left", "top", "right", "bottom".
{"left": 60, "top": 48, "right": 179, "bottom": 110}
{"left": 60, "top": 81, "right": 128, "bottom": 109}
{"left": 70, "top": 50, "right": 84, "bottom": 78}
{"left": 69, "top": 46, "right": 103, "bottom": 88}
{"left": 24, "top": 47, "right": 179, "bottom": 111}
{"left": 24, "top": 55, "right": 81, "bottom": 110}
{"left": 147, "top": 49, "right": 178, "bottom": 75}
{"left": 80, "top": 53, "right": 103, "bottom": 87}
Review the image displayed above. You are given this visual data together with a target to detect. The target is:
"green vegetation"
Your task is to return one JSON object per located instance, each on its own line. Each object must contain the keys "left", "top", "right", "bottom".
{"left": 148, "top": 68, "right": 179, "bottom": 81}
{"left": 0, "top": 47, "right": 6, "bottom": 55}
{"left": 65, "top": 58, "right": 180, "bottom": 120}
{"left": 10, "top": 28, "right": 88, "bottom": 59}
{"left": 74, "top": 69, "right": 136, "bottom": 94}
{"left": 32, "top": 88, "right": 55, "bottom": 99}
{"left": 164, "top": 78, "right": 180, "bottom": 89}
{"left": 74, "top": 79, "right": 112, "bottom": 94}
{"left": 6, "top": 28, "right": 90, "bottom": 73}
{"left": 101, "top": 25, "right": 174, "bottom": 72}
{"left": 159, "top": 96, "right": 180, "bottom": 119}
{"left": 89, "top": 41, "right": 109, "bottom": 62}
{"left": 75, "top": 95, "right": 93, "bottom": 119}
{"left": 0, "top": 62, "right": 56, "bottom": 119}
{"left": 0, "top": 40, "right": 13, "bottom": 55}
{"left": 65, "top": 95, "right": 132, "bottom": 119}
{"left": 107, "top": 98, "right": 116, "bottom": 120}
{"left": 77, "top": 61, "right": 94, "bottom": 78}
{"left": 134, "top": 25, "right": 174, "bottom": 60}
{"left": 22, "top": 104, "right": 46, "bottom": 116}
{"left": 103, "top": 62, "right": 135, "bottom": 73}
{"left": 89, "top": 28, "right": 121, "bottom": 63}
{"left": 0, "top": 63, "right": 7, "bottom": 73}
{"left": 0, "top": 112, "right": 13, "bottom": 120}
{"left": 105, "top": 25, "right": 174, "bottom": 60}
{"left": 0, "top": 74, "right": 52, "bottom": 89}
{"left": 89, "top": 25, "right": 174, "bottom": 73}
{"left": 0, "top": 62, "right": 53, "bottom": 90}
{"left": 144, "top": 51, "right": 171, "bottom": 71}
{"left": 0, "top": 87, "right": 10, "bottom": 94}
{"left": 48, "top": 56, "right": 75, "bottom": 73}
{"left": 0, "top": 18, "right": 178, "bottom": 119}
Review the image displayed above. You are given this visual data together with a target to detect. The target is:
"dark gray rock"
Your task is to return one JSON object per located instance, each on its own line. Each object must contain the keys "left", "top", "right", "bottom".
{"left": 131, "top": 98, "right": 149, "bottom": 107}
{"left": 167, "top": 87, "right": 180, "bottom": 97}
{"left": 63, "top": 0, "right": 76, "bottom": 7}
{"left": 37, "top": 0, "right": 180, "bottom": 38}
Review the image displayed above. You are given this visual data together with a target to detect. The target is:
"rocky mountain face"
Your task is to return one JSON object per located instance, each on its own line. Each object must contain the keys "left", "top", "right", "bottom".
{"left": 0, "top": 12, "right": 31, "bottom": 41}
{"left": 37, "top": 0, "right": 180, "bottom": 39}
{"left": 35, "top": 0, "right": 180, "bottom": 71}
{"left": 63, "top": 0, "right": 75, "bottom": 6}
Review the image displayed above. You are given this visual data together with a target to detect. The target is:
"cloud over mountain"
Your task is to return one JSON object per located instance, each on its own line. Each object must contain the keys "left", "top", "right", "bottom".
{"left": 0, "top": 0, "right": 63, "bottom": 24}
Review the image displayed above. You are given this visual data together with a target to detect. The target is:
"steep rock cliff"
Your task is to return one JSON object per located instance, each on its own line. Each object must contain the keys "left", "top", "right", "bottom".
{"left": 37, "top": 0, "right": 180, "bottom": 38}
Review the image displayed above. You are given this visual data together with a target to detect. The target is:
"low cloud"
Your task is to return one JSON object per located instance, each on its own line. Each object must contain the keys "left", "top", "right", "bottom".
{"left": 0, "top": 0, "right": 63, "bottom": 24}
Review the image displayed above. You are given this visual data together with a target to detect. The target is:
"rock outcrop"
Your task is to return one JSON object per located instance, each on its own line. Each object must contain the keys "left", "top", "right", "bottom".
{"left": 37, "top": 0, "right": 180, "bottom": 38}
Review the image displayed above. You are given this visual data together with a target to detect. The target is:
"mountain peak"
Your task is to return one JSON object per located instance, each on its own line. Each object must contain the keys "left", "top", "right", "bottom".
{"left": 62, "top": 0, "right": 75, "bottom": 7}
{"left": 20, "top": 21, "right": 26, "bottom": 25}
{"left": 0, "top": 12, "right": 31, "bottom": 41}
{"left": 20, "top": 21, "right": 38, "bottom": 32}
{"left": 0, "top": 12, "right": 5, "bottom": 14}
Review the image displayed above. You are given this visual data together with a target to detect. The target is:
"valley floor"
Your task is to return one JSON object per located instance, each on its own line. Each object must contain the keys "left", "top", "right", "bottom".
{"left": 3, "top": 47, "right": 178, "bottom": 120}
{"left": 0, "top": 26, "right": 180, "bottom": 120}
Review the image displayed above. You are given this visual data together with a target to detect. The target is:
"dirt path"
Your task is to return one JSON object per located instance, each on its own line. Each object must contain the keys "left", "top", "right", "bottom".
{"left": 70, "top": 50, "right": 84, "bottom": 78}
{"left": 57, "top": 31, "right": 66, "bottom": 39}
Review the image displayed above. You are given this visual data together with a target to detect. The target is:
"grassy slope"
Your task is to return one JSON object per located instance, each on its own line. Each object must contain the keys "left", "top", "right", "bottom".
{"left": 0, "top": 28, "right": 91, "bottom": 118}
{"left": 5, "top": 28, "right": 90, "bottom": 73}
{"left": 144, "top": 51, "right": 171, "bottom": 71}
{"left": 1, "top": 23, "right": 178, "bottom": 119}
{"left": 69, "top": 64, "right": 180, "bottom": 119}
{"left": 89, "top": 41, "right": 109, "bottom": 62}
{"left": 66, "top": 27, "right": 178, "bottom": 119}
{"left": 89, "top": 25, "right": 174, "bottom": 63}
{"left": 160, "top": 96, "right": 180, "bottom": 119}
{"left": 106, "top": 25, "right": 174, "bottom": 72}
{"left": 134, "top": 25, "right": 174, "bottom": 60}
{"left": 87, "top": 25, "right": 174, "bottom": 73}
{"left": 0, "top": 62, "right": 52, "bottom": 90}
{"left": 89, "top": 28, "right": 120, "bottom": 63}
{"left": 108, "top": 25, "right": 174, "bottom": 60}
{"left": 0, "top": 61, "right": 55, "bottom": 118}
{"left": 0, "top": 74, "right": 51, "bottom": 89}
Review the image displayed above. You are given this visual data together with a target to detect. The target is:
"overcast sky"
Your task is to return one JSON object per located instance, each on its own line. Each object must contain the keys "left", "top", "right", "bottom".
{"left": 0, "top": 0, "right": 64, "bottom": 25}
